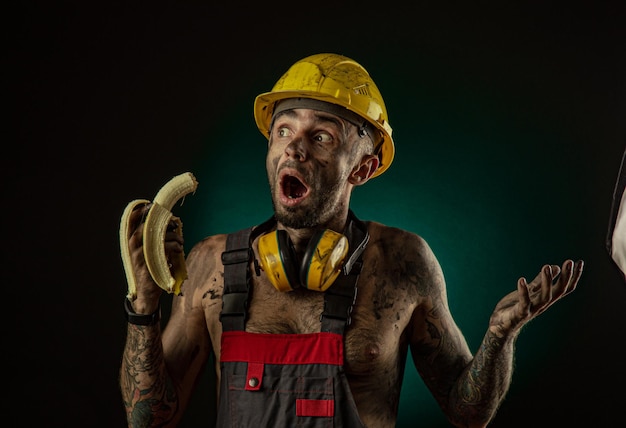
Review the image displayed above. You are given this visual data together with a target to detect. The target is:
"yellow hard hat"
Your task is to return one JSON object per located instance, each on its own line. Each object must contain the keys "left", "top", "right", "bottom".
{"left": 254, "top": 53, "right": 395, "bottom": 178}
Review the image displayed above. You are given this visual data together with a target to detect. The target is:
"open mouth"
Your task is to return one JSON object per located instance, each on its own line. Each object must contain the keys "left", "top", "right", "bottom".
{"left": 279, "top": 170, "right": 309, "bottom": 203}
{"left": 284, "top": 176, "right": 306, "bottom": 198}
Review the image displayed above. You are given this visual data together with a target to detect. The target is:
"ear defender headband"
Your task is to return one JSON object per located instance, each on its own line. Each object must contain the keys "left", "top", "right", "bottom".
{"left": 258, "top": 229, "right": 349, "bottom": 292}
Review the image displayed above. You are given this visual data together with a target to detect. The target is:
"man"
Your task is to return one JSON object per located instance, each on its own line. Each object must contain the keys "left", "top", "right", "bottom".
{"left": 119, "top": 53, "right": 584, "bottom": 428}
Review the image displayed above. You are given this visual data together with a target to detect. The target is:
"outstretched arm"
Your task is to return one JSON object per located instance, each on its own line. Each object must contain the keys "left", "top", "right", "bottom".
{"left": 410, "top": 246, "right": 583, "bottom": 427}
{"left": 449, "top": 259, "right": 584, "bottom": 427}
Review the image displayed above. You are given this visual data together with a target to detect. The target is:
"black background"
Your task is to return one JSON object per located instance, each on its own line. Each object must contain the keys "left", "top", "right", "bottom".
{"left": 9, "top": 1, "right": 626, "bottom": 427}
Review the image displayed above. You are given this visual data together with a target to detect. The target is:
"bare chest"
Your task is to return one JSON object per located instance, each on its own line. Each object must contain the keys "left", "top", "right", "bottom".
{"left": 243, "top": 272, "right": 413, "bottom": 374}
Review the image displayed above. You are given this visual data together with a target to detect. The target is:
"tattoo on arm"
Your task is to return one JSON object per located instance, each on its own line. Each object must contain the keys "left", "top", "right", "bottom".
{"left": 451, "top": 330, "right": 514, "bottom": 424}
{"left": 121, "top": 324, "right": 178, "bottom": 427}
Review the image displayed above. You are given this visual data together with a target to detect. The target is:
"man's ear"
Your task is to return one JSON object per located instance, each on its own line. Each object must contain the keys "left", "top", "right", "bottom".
{"left": 349, "top": 154, "right": 380, "bottom": 185}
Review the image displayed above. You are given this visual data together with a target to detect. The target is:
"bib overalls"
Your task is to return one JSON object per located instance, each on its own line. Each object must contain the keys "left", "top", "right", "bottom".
{"left": 216, "top": 211, "right": 369, "bottom": 427}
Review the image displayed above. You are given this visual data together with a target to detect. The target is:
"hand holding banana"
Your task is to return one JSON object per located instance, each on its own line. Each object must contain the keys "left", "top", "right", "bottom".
{"left": 120, "top": 172, "right": 199, "bottom": 300}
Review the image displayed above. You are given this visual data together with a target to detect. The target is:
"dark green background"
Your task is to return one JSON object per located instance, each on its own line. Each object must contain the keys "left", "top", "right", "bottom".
{"left": 10, "top": 2, "right": 625, "bottom": 427}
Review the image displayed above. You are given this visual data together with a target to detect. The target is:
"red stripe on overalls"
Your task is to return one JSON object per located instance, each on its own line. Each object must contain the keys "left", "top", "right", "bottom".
{"left": 220, "top": 331, "right": 344, "bottom": 365}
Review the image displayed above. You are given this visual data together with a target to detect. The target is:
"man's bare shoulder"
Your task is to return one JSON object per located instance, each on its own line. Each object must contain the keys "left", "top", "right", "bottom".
{"left": 181, "top": 233, "right": 228, "bottom": 297}
{"left": 362, "top": 220, "right": 444, "bottom": 295}
{"left": 188, "top": 233, "right": 228, "bottom": 258}
{"left": 364, "top": 220, "right": 437, "bottom": 261}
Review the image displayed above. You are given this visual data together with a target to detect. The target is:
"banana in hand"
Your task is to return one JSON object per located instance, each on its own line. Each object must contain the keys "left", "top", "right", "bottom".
{"left": 120, "top": 172, "right": 199, "bottom": 300}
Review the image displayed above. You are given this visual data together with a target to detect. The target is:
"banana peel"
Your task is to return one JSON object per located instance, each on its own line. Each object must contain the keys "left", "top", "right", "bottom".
{"left": 120, "top": 172, "right": 198, "bottom": 300}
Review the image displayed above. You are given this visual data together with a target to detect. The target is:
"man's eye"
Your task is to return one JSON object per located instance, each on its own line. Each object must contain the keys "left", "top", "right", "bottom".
{"left": 277, "top": 127, "right": 292, "bottom": 137}
{"left": 314, "top": 133, "right": 332, "bottom": 143}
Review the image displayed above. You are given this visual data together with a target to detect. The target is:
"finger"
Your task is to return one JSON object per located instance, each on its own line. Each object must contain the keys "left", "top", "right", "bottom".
{"left": 563, "top": 259, "right": 584, "bottom": 296}
{"left": 130, "top": 202, "right": 151, "bottom": 224}
{"left": 165, "top": 230, "right": 184, "bottom": 245}
{"left": 534, "top": 265, "right": 553, "bottom": 314}
{"left": 166, "top": 220, "right": 179, "bottom": 232}
{"left": 517, "top": 276, "right": 531, "bottom": 315}
{"left": 550, "top": 261, "right": 571, "bottom": 298}
{"left": 550, "top": 264, "right": 561, "bottom": 282}
{"left": 556, "top": 260, "right": 579, "bottom": 299}
{"left": 165, "top": 219, "right": 184, "bottom": 247}
{"left": 164, "top": 238, "right": 184, "bottom": 255}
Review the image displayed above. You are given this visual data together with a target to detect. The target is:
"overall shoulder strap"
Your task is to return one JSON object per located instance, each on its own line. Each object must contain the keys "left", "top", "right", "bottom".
{"left": 219, "top": 217, "right": 275, "bottom": 331}
{"left": 321, "top": 210, "right": 370, "bottom": 334}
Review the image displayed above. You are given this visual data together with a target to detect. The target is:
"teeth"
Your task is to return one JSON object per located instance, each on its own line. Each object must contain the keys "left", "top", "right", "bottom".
{"left": 284, "top": 176, "right": 305, "bottom": 199}
{"left": 120, "top": 172, "right": 198, "bottom": 300}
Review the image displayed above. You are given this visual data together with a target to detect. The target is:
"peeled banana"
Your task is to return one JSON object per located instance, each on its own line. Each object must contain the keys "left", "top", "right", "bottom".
{"left": 120, "top": 172, "right": 199, "bottom": 300}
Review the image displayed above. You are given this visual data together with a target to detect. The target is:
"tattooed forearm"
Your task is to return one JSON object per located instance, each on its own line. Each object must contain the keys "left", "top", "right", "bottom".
{"left": 450, "top": 330, "right": 515, "bottom": 425}
{"left": 120, "top": 324, "right": 178, "bottom": 427}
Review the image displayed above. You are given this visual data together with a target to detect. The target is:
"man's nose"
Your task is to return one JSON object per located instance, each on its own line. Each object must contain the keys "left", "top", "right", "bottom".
{"left": 285, "top": 137, "right": 307, "bottom": 161}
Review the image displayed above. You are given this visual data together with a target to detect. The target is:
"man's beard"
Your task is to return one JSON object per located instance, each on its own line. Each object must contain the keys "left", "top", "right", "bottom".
{"left": 270, "top": 178, "right": 344, "bottom": 229}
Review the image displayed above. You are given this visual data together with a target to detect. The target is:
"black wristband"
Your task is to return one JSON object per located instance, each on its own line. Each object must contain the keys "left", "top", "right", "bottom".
{"left": 124, "top": 298, "right": 161, "bottom": 326}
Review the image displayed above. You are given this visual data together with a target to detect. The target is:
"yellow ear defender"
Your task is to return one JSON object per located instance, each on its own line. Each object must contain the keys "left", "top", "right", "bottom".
{"left": 258, "top": 229, "right": 349, "bottom": 292}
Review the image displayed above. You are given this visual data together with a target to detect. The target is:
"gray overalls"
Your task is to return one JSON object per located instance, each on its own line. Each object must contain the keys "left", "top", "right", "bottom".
{"left": 217, "top": 211, "right": 369, "bottom": 427}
